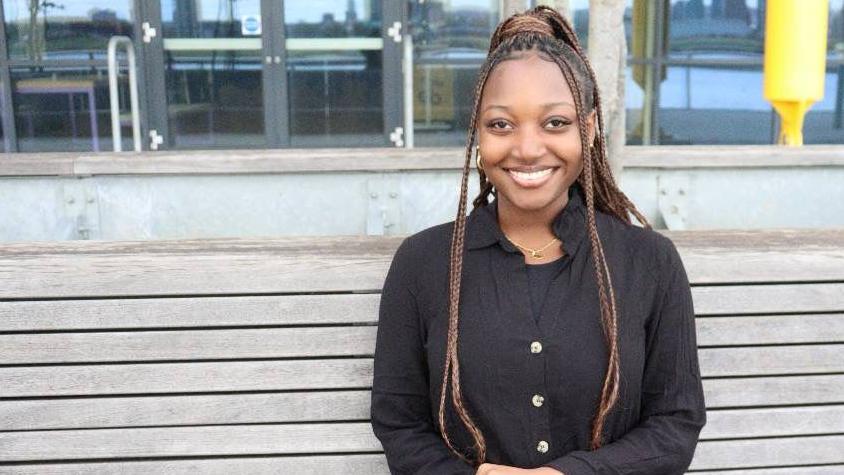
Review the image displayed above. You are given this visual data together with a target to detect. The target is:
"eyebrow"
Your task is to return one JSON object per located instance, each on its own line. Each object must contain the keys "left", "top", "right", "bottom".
{"left": 482, "top": 101, "right": 574, "bottom": 114}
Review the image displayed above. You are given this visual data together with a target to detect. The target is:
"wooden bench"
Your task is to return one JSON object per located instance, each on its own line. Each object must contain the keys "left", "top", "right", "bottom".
{"left": 1, "top": 230, "right": 842, "bottom": 473}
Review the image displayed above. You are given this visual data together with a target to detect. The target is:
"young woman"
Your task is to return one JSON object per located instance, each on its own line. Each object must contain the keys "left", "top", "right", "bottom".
{"left": 371, "top": 6, "right": 706, "bottom": 475}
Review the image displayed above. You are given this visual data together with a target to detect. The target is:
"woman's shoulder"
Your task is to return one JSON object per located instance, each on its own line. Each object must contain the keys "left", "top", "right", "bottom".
{"left": 595, "top": 210, "right": 685, "bottom": 280}
{"left": 390, "top": 220, "right": 456, "bottom": 270}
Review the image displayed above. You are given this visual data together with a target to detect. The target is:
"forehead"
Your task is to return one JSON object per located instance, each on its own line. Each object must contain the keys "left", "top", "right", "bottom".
{"left": 480, "top": 51, "right": 575, "bottom": 109}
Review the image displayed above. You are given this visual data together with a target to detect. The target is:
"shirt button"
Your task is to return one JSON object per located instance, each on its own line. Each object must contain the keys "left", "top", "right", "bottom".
{"left": 532, "top": 394, "right": 545, "bottom": 407}
{"left": 530, "top": 341, "right": 543, "bottom": 354}
{"left": 537, "top": 440, "right": 549, "bottom": 453}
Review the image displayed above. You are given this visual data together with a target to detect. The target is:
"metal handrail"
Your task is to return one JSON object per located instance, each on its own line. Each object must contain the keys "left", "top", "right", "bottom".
{"left": 108, "top": 36, "right": 141, "bottom": 152}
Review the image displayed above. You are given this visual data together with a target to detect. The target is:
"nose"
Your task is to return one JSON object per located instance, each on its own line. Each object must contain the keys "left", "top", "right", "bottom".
{"left": 512, "top": 125, "right": 546, "bottom": 162}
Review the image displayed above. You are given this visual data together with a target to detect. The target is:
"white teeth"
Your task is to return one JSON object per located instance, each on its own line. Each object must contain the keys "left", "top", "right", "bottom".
{"left": 509, "top": 168, "right": 553, "bottom": 180}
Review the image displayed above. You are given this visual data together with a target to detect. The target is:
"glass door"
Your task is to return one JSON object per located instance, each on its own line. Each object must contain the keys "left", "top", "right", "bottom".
{"left": 143, "top": 0, "right": 272, "bottom": 149}
{"left": 140, "top": 0, "right": 403, "bottom": 150}
{"left": 281, "top": 0, "right": 401, "bottom": 147}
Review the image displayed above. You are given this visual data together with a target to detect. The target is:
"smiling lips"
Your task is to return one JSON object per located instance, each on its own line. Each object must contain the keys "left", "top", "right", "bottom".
{"left": 505, "top": 166, "right": 558, "bottom": 188}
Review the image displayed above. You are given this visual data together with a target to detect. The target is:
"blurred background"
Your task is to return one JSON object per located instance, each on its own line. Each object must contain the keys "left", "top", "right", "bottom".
{"left": 0, "top": 0, "right": 841, "bottom": 241}
{"left": 0, "top": 0, "right": 840, "bottom": 152}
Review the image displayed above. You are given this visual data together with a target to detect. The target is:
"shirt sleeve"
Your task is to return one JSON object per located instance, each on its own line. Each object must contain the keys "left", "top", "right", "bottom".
{"left": 370, "top": 237, "right": 477, "bottom": 475}
{"left": 542, "top": 237, "right": 707, "bottom": 475}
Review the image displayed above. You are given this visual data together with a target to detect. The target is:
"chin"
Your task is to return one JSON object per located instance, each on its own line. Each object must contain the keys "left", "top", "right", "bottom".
{"left": 500, "top": 187, "right": 564, "bottom": 212}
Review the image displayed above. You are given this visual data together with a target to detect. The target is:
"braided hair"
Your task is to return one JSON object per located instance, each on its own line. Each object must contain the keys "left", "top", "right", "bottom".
{"left": 438, "top": 6, "right": 651, "bottom": 466}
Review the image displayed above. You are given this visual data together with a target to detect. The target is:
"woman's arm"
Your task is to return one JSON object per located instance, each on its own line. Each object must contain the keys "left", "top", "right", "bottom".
{"left": 541, "top": 237, "right": 707, "bottom": 475}
{"left": 371, "top": 237, "right": 477, "bottom": 475}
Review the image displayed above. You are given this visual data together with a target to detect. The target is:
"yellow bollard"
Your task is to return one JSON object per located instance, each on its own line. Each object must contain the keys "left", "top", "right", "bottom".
{"left": 763, "top": 0, "right": 829, "bottom": 146}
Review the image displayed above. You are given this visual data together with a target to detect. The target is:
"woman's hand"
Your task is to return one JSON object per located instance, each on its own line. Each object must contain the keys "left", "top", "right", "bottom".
{"left": 476, "top": 463, "right": 563, "bottom": 475}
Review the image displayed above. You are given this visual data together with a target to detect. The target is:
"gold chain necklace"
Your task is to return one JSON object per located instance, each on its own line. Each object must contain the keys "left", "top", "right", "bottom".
{"left": 502, "top": 233, "right": 560, "bottom": 259}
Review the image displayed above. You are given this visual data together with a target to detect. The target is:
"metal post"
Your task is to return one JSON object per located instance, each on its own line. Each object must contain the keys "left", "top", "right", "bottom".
{"left": 108, "top": 36, "right": 142, "bottom": 152}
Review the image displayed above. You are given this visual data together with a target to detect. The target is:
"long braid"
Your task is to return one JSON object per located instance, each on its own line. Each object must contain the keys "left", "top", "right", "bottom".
{"left": 440, "top": 6, "right": 652, "bottom": 465}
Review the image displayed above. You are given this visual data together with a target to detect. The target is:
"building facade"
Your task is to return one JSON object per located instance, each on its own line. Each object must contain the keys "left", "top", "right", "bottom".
{"left": 0, "top": 0, "right": 841, "bottom": 153}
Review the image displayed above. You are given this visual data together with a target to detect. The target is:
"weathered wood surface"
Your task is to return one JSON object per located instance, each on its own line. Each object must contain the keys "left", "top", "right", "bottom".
{"left": 0, "top": 424, "right": 841, "bottom": 469}
{"left": 0, "top": 455, "right": 390, "bottom": 475}
{"left": 0, "top": 294, "right": 381, "bottom": 331}
{"left": 3, "top": 375, "right": 842, "bottom": 430}
{"left": 3, "top": 320, "right": 843, "bottom": 364}
{"left": 2, "top": 346, "right": 841, "bottom": 397}
{"left": 2, "top": 418, "right": 843, "bottom": 462}
{"left": 1, "top": 146, "right": 842, "bottom": 176}
{"left": 2, "top": 294, "right": 842, "bottom": 333}
{"left": 1, "top": 231, "right": 841, "bottom": 472}
{"left": 1, "top": 230, "right": 843, "bottom": 299}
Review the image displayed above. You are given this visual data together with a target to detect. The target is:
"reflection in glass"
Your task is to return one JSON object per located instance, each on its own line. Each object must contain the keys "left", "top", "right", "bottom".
{"left": 161, "top": 0, "right": 264, "bottom": 148}
{"left": 410, "top": 0, "right": 499, "bottom": 146}
{"left": 284, "top": 0, "right": 380, "bottom": 38}
{"left": 284, "top": 1, "right": 383, "bottom": 147}
{"left": 164, "top": 51, "right": 264, "bottom": 148}
{"left": 3, "top": 0, "right": 133, "bottom": 61}
{"left": 287, "top": 50, "right": 383, "bottom": 146}
{"left": 668, "top": 0, "right": 765, "bottom": 58}
{"left": 161, "top": 0, "right": 261, "bottom": 39}
{"left": 11, "top": 67, "right": 125, "bottom": 152}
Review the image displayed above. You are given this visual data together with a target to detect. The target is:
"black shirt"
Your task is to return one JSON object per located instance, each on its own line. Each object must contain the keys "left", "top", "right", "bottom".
{"left": 370, "top": 183, "right": 706, "bottom": 474}
{"left": 525, "top": 257, "right": 565, "bottom": 324}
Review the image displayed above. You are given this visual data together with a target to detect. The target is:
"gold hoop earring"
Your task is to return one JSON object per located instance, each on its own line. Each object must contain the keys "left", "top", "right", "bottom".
{"left": 475, "top": 145, "right": 484, "bottom": 171}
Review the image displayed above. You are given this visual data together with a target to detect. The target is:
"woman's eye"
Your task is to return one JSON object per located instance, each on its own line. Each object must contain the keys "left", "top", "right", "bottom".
{"left": 546, "top": 118, "right": 570, "bottom": 129}
{"left": 489, "top": 120, "right": 510, "bottom": 130}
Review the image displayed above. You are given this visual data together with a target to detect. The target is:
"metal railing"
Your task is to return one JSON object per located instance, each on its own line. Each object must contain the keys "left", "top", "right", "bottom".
{"left": 108, "top": 36, "right": 141, "bottom": 152}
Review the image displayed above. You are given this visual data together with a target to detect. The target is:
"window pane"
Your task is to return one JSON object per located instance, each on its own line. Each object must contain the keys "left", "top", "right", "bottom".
{"left": 410, "top": 0, "right": 499, "bottom": 146}
{"left": 3, "top": 1, "right": 134, "bottom": 61}
{"left": 287, "top": 50, "right": 383, "bottom": 147}
{"left": 161, "top": 0, "right": 261, "bottom": 39}
{"left": 11, "top": 67, "right": 124, "bottom": 152}
{"left": 657, "top": 65, "right": 775, "bottom": 144}
{"left": 284, "top": 0, "right": 381, "bottom": 38}
{"left": 161, "top": 0, "right": 265, "bottom": 149}
{"left": 668, "top": 0, "right": 765, "bottom": 59}
{"left": 164, "top": 50, "right": 265, "bottom": 148}
{"left": 284, "top": 1, "right": 383, "bottom": 147}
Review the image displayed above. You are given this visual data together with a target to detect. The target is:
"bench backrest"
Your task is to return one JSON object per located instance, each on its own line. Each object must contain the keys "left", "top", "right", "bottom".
{"left": 1, "top": 231, "right": 842, "bottom": 474}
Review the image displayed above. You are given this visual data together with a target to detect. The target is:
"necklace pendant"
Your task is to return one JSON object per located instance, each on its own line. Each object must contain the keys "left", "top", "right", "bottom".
{"left": 531, "top": 250, "right": 543, "bottom": 258}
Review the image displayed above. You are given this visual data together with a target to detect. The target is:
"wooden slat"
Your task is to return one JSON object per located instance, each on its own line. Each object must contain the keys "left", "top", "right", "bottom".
{"left": 8, "top": 376, "right": 844, "bottom": 430}
{"left": 0, "top": 294, "right": 380, "bottom": 331}
{"left": 689, "top": 435, "right": 844, "bottom": 471}
{"left": 2, "top": 423, "right": 843, "bottom": 468}
{"left": 0, "top": 360, "right": 373, "bottom": 397}
{"left": 703, "top": 375, "right": 844, "bottom": 408}
{"left": 693, "top": 284, "right": 844, "bottom": 315}
{"left": 3, "top": 294, "right": 841, "bottom": 338}
{"left": 4, "top": 326, "right": 842, "bottom": 365}
{"left": 699, "top": 345, "right": 844, "bottom": 377}
{"left": 2, "top": 344, "right": 840, "bottom": 397}
{"left": 0, "top": 454, "right": 390, "bottom": 475}
{"left": 5, "top": 390, "right": 841, "bottom": 442}
{"left": 696, "top": 314, "right": 844, "bottom": 345}
{"left": 0, "top": 327, "right": 377, "bottom": 364}
{"left": 5, "top": 376, "right": 844, "bottom": 430}
{"left": 0, "top": 423, "right": 381, "bottom": 462}
{"left": 1, "top": 232, "right": 843, "bottom": 299}
{"left": 701, "top": 405, "right": 844, "bottom": 439}
{"left": 0, "top": 391, "right": 370, "bottom": 430}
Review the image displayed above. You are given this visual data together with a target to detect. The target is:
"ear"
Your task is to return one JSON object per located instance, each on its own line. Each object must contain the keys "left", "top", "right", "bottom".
{"left": 586, "top": 109, "right": 598, "bottom": 145}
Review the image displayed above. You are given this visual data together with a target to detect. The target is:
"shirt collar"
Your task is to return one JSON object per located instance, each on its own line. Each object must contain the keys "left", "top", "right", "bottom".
{"left": 465, "top": 183, "right": 588, "bottom": 258}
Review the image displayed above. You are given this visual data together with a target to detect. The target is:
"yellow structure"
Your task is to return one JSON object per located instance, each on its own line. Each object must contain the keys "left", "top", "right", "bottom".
{"left": 764, "top": 0, "right": 829, "bottom": 145}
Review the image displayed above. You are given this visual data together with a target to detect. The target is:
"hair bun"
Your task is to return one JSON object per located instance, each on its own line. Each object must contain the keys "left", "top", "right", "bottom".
{"left": 489, "top": 6, "right": 580, "bottom": 54}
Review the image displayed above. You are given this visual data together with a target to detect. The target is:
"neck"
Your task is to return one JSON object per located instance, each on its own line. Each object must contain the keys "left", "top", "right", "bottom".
{"left": 496, "top": 191, "right": 569, "bottom": 246}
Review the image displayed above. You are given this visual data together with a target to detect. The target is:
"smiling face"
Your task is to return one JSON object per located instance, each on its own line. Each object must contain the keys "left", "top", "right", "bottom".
{"left": 477, "top": 49, "right": 595, "bottom": 214}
